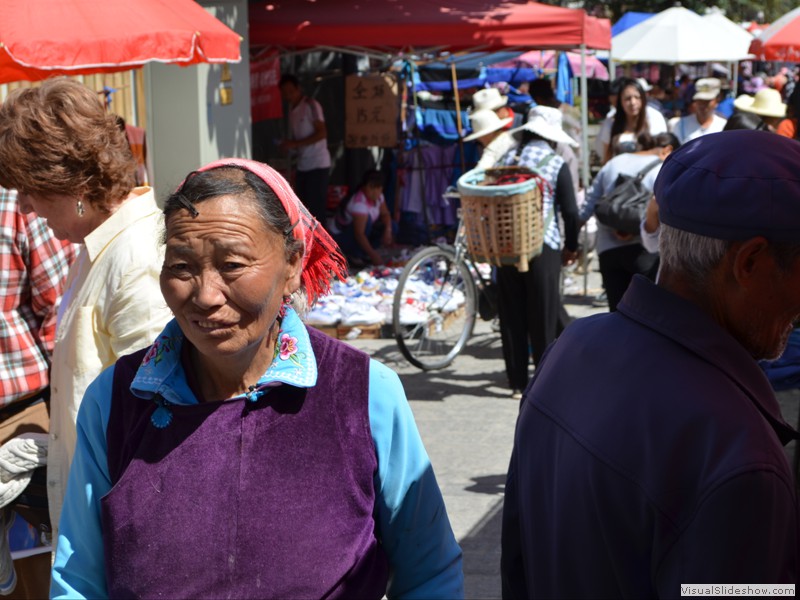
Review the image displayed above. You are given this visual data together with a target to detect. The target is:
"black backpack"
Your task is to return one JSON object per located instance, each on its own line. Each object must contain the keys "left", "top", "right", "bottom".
{"left": 593, "top": 159, "right": 661, "bottom": 235}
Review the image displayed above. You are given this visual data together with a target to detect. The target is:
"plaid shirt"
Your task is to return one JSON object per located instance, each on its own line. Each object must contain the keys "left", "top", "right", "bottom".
{"left": 0, "top": 188, "right": 76, "bottom": 405}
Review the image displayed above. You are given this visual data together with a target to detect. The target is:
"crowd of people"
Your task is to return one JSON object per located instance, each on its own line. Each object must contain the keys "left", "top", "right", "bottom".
{"left": 0, "top": 56, "right": 798, "bottom": 598}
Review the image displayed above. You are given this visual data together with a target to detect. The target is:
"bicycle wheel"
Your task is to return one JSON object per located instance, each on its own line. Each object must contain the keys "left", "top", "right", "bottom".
{"left": 392, "top": 246, "right": 477, "bottom": 370}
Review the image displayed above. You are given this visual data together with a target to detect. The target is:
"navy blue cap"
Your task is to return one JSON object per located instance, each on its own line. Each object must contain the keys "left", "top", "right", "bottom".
{"left": 654, "top": 130, "right": 800, "bottom": 243}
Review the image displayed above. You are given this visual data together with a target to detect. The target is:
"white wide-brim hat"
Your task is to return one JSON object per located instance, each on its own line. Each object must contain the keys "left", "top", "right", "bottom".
{"left": 512, "top": 105, "right": 578, "bottom": 148}
{"left": 463, "top": 109, "right": 512, "bottom": 141}
{"left": 471, "top": 87, "right": 508, "bottom": 112}
{"left": 733, "top": 88, "right": 787, "bottom": 118}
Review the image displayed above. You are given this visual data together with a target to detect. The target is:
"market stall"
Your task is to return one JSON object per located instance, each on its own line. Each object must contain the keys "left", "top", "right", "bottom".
{"left": 249, "top": 0, "right": 611, "bottom": 190}
{"left": 247, "top": 1, "right": 611, "bottom": 335}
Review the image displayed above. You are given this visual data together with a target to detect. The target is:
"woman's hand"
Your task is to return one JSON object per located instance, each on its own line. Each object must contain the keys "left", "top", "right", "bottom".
{"left": 369, "top": 250, "right": 384, "bottom": 265}
{"left": 643, "top": 196, "right": 660, "bottom": 233}
{"left": 561, "top": 247, "right": 579, "bottom": 267}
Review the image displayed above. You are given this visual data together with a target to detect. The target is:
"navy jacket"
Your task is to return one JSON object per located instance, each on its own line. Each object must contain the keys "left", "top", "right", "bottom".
{"left": 502, "top": 275, "right": 799, "bottom": 599}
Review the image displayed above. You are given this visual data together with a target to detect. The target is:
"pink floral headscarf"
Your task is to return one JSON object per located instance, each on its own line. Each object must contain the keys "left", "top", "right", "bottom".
{"left": 192, "top": 158, "right": 348, "bottom": 304}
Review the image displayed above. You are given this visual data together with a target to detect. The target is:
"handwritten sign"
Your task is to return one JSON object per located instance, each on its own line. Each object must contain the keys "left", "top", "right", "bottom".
{"left": 345, "top": 74, "right": 398, "bottom": 148}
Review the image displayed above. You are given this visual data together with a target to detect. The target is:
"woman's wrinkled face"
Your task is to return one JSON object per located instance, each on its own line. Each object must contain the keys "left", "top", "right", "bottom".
{"left": 160, "top": 194, "right": 302, "bottom": 361}
{"left": 620, "top": 85, "right": 643, "bottom": 119}
{"left": 17, "top": 192, "right": 100, "bottom": 243}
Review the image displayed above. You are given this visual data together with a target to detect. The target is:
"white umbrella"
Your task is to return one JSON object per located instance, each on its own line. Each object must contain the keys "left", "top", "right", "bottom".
{"left": 703, "top": 11, "right": 754, "bottom": 57}
{"left": 612, "top": 7, "right": 754, "bottom": 63}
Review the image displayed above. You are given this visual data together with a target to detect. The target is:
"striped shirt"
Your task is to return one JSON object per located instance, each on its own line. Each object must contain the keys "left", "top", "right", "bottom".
{"left": 501, "top": 140, "right": 570, "bottom": 252}
{"left": 0, "top": 188, "right": 76, "bottom": 405}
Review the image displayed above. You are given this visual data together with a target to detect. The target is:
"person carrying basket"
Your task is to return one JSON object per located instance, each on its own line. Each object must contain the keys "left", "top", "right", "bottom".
{"left": 495, "top": 112, "right": 581, "bottom": 399}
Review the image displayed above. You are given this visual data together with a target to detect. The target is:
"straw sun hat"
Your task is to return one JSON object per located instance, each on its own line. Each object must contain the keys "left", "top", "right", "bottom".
{"left": 512, "top": 105, "right": 578, "bottom": 147}
{"left": 471, "top": 87, "right": 508, "bottom": 112}
{"left": 463, "top": 109, "right": 512, "bottom": 142}
{"left": 733, "top": 88, "right": 787, "bottom": 118}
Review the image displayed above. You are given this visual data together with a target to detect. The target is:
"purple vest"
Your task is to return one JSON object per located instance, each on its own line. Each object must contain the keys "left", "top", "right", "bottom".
{"left": 102, "top": 328, "right": 388, "bottom": 599}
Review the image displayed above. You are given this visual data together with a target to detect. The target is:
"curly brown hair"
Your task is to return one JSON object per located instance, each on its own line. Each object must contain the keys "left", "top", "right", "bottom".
{"left": 0, "top": 79, "right": 136, "bottom": 212}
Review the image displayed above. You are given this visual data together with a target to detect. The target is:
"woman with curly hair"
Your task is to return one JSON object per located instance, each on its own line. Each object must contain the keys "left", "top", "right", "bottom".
{"left": 0, "top": 79, "right": 172, "bottom": 541}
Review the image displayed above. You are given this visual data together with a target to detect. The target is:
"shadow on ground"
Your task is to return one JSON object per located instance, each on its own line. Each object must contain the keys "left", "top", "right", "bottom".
{"left": 362, "top": 329, "right": 509, "bottom": 402}
{"left": 461, "top": 497, "right": 504, "bottom": 600}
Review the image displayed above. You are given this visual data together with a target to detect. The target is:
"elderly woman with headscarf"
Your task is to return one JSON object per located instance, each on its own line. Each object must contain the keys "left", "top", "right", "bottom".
{"left": 51, "top": 159, "right": 463, "bottom": 599}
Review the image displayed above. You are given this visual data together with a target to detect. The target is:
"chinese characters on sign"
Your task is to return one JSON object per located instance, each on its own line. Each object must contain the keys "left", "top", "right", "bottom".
{"left": 345, "top": 74, "right": 398, "bottom": 148}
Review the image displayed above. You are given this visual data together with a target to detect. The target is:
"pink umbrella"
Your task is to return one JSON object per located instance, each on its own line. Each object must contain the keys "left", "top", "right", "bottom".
{"left": 492, "top": 50, "right": 609, "bottom": 80}
{"left": 749, "top": 6, "right": 800, "bottom": 61}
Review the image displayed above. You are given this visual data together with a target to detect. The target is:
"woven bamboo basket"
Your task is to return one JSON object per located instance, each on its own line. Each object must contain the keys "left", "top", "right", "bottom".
{"left": 456, "top": 166, "right": 544, "bottom": 273}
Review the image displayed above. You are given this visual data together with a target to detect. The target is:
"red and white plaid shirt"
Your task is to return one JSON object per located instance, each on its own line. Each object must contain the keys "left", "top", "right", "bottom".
{"left": 0, "top": 188, "right": 76, "bottom": 405}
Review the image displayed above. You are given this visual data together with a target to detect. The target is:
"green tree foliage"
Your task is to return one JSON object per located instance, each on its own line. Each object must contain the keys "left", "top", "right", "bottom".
{"left": 541, "top": 1, "right": 795, "bottom": 24}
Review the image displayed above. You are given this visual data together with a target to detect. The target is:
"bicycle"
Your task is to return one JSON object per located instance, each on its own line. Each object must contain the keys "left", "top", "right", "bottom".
{"left": 392, "top": 201, "right": 497, "bottom": 370}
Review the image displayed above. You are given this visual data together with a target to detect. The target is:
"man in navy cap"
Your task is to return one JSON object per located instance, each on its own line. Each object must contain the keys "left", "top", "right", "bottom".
{"left": 502, "top": 130, "right": 800, "bottom": 598}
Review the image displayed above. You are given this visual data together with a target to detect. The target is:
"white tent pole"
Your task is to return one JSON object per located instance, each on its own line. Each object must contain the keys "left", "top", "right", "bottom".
{"left": 580, "top": 43, "right": 590, "bottom": 296}
{"left": 580, "top": 44, "right": 589, "bottom": 190}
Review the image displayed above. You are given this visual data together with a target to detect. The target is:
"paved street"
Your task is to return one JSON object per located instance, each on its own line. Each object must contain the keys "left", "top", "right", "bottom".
{"left": 345, "top": 259, "right": 800, "bottom": 599}
{"left": 345, "top": 261, "right": 607, "bottom": 599}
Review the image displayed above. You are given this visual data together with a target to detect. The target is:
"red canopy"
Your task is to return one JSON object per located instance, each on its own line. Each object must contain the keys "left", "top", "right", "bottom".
{"left": 749, "top": 7, "right": 800, "bottom": 62}
{"left": 249, "top": 0, "right": 611, "bottom": 51}
{"left": 0, "top": 0, "right": 242, "bottom": 84}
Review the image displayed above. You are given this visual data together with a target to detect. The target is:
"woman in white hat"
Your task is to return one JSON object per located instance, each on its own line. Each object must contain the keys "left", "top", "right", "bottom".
{"left": 734, "top": 88, "right": 787, "bottom": 132}
{"left": 464, "top": 109, "right": 514, "bottom": 170}
{"left": 493, "top": 111, "right": 581, "bottom": 398}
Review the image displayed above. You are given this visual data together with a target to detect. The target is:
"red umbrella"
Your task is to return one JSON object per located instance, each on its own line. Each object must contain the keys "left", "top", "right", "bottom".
{"left": 749, "top": 6, "right": 800, "bottom": 61}
{"left": 0, "top": 0, "right": 241, "bottom": 84}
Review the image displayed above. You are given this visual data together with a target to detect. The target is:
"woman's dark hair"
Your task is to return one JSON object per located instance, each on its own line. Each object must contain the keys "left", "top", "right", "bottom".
{"left": 786, "top": 87, "right": 800, "bottom": 140}
{"left": 359, "top": 169, "right": 384, "bottom": 190}
{"left": 279, "top": 73, "right": 300, "bottom": 89}
{"left": 610, "top": 78, "right": 649, "bottom": 140}
{"left": 652, "top": 132, "right": 680, "bottom": 150}
{"left": 163, "top": 166, "right": 304, "bottom": 260}
{"left": 528, "top": 78, "right": 556, "bottom": 105}
{"left": 518, "top": 129, "right": 555, "bottom": 149}
{"left": 723, "top": 111, "right": 768, "bottom": 132}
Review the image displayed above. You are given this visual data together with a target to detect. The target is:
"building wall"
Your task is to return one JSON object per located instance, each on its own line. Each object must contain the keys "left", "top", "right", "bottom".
{"left": 145, "top": 0, "right": 251, "bottom": 203}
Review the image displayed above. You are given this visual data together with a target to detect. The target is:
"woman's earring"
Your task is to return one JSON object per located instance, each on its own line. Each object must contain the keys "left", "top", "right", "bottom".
{"left": 279, "top": 295, "right": 291, "bottom": 318}
{"left": 76, "top": 200, "right": 85, "bottom": 217}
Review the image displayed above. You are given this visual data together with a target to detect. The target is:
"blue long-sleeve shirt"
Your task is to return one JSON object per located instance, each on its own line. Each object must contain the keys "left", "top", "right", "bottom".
{"left": 52, "top": 308, "right": 463, "bottom": 599}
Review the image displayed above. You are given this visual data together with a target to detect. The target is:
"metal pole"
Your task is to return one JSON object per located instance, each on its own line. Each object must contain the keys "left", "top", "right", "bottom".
{"left": 580, "top": 44, "right": 590, "bottom": 296}
{"left": 451, "top": 62, "right": 466, "bottom": 175}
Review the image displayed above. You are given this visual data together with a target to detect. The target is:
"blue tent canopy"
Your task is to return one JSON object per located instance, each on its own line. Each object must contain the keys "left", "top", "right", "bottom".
{"left": 611, "top": 12, "right": 655, "bottom": 37}
{"left": 410, "top": 52, "right": 539, "bottom": 104}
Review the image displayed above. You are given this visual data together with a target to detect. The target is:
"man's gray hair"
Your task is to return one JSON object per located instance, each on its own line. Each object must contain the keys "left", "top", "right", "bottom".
{"left": 660, "top": 224, "right": 800, "bottom": 282}
{"left": 658, "top": 224, "right": 729, "bottom": 283}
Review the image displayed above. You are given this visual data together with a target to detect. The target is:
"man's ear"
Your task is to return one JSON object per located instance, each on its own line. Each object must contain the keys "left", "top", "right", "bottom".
{"left": 730, "top": 236, "right": 771, "bottom": 289}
